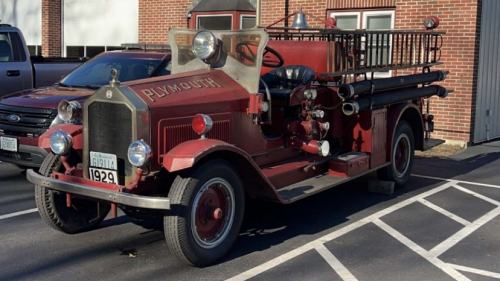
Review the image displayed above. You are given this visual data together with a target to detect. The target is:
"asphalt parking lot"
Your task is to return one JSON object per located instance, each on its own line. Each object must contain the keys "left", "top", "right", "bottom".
{"left": 1, "top": 141, "right": 500, "bottom": 281}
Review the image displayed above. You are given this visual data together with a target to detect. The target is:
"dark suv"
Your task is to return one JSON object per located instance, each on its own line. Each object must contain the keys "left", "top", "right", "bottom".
{"left": 0, "top": 47, "right": 171, "bottom": 169}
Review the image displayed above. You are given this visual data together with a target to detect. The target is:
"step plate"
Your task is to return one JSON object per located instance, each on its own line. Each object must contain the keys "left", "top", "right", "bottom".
{"left": 277, "top": 163, "right": 390, "bottom": 203}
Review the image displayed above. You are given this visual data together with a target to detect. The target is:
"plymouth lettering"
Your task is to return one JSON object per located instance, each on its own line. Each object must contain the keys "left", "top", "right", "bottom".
{"left": 140, "top": 78, "right": 223, "bottom": 102}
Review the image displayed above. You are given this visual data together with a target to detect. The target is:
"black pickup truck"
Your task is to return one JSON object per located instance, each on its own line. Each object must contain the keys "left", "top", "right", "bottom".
{"left": 0, "top": 23, "right": 87, "bottom": 98}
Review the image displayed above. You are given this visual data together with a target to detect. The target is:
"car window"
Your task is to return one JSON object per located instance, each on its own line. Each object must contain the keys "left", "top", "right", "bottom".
{"left": 0, "top": 32, "right": 14, "bottom": 62}
{"left": 60, "top": 56, "right": 163, "bottom": 86}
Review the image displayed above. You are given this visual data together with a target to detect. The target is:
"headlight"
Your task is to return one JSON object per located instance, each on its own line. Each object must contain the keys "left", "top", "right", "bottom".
{"left": 50, "top": 130, "right": 73, "bottom": 155}
{"left": 192, "top": 30, "right": 218, "bottom": 61}
{"left": 127, "top": 140, "right": 152, "bottom": 167}
{"left": 58, "top": 100, "right": 82, "bottom": 122}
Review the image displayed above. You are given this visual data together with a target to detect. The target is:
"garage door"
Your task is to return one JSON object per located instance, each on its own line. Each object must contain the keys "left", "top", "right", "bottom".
{"left": 0, "top": 0, "right": 42, "bottom": 55}
{"left": 63, "top": 0, "right": 138, "bottom": 57}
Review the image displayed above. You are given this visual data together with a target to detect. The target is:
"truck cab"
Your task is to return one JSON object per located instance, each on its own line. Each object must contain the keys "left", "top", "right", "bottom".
{"left": 0, "top": 23, "right": 86, "bottom": 98}
{"left": 26, "top": 14, "right": 450, "bottom": 268}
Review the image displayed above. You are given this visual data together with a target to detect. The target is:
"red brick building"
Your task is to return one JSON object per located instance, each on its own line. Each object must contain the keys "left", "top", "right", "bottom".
{"left": 8, "top": 0, "right": 493, "bottom": 146}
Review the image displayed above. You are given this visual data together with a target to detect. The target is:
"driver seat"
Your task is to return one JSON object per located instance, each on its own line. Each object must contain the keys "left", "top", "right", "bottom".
{"left": 259, "top": 65, "right": 316, "bottom": 104}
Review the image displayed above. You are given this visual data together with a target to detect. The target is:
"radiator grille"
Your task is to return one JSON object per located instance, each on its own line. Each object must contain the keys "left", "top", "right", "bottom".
{"left": 0, "top": 104, "right": 57, "bottom": 136}
{"left": 88, "top": 102, "right": 133, "bottom": 180}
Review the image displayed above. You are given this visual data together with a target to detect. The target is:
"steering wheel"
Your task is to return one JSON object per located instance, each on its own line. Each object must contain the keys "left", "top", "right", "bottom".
{"left": 236, "top": 41, "right": 284, "bottom": 68}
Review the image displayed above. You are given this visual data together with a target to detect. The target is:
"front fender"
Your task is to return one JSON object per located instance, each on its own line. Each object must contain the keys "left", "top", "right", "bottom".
{"left": 38, "top": 123, "right": 84, "bottom": 153}
{"left": 163, "top": 138, "right": 252, "bottom": 172}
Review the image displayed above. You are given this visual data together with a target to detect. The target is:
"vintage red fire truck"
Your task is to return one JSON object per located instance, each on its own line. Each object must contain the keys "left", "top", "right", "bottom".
{"left": 27, "top": 13, "right": 450, "bottom": 267}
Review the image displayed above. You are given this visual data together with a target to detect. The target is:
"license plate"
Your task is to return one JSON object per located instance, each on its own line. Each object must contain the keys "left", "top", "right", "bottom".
{"left": 89, "top": 167, "right": 118, "bottom": 184}
{"left": 90, "top": 151, "right": 117, "bottom": 170}
{"left": 0, "top": 136, "right": 17, "bottom": 152}
{"left": 89, "top": 151, "right": 118, "bottom": 184}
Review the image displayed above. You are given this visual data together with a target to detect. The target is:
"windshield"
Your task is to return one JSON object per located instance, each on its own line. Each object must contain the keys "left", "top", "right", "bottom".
{"left": 59, "top": 55, "right": 166, "bottom": 87}
{"left": 168, "top": 28, "right": 268, "bottom": 93}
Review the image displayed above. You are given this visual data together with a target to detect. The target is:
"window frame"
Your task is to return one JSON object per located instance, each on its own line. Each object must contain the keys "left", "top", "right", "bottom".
{"left": 240, "top": 15, "right": 256, "bottom": 29}
{"left": 196, "top": 14, "right": 233, "bottom": 30}
{"left": 329, "top": 9, "right": 396, "bottom": 78}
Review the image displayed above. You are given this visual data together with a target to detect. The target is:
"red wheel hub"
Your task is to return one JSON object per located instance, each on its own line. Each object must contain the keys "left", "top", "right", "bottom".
{"left": 194, "top": 184, "right": 229, "bottom": 242}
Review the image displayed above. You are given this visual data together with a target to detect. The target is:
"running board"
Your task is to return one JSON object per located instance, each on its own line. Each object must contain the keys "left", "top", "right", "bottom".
{"left": 423, "top": 138, "right": 445, "bottom": 151}
{"left": 277, "top": 163, "right": 390, "bottom": 203}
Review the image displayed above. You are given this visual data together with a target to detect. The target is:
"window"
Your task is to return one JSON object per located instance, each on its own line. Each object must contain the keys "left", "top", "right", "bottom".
{"left": 27, "top": 45, "right": 42, "bottom": 56}
{"left": 0, "top": 33, "right": 14, "bottom": 62}
{"left": 197, "top": 15, "right": 232, "bottom": 30}
{"left": 241, "top": 15, "right": 256, "bottom": 29}
{"left": 0, "top": 32, "right": 26, "bottom": 62}
{"left": 65, "top": 46, "right": 125, "bottom": 58}
{"left": 329, "top": 10, "right": 395, "bottom": 77}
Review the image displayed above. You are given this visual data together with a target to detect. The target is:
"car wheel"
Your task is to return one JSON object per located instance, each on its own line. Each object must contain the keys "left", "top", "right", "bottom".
{"left": 377, "top": 120, "right": 415, "bottom": 188}
{"left": 164, "top": 159, "right": 245, "bottom": 267}
{"left": 35, "top": 152, "right": 111, "bottom": 234}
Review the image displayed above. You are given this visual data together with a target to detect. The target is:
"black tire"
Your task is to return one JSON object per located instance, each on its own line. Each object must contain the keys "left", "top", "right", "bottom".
{"left": 377, "top": 120, "right": 415, "bottom": 188}
{"left": 164, "top": 159, "right": 245, "bottom": 267}
{"left": 35, "top": 152, "right": 111, "bottom": 234}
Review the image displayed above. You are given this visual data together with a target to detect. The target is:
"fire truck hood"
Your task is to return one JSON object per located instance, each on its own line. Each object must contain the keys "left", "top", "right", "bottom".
{"left": 124, "top": 69, "right": 250, "bottom": 110}
{"left": 0, "top": 86, "right": 93, "bottom": 108}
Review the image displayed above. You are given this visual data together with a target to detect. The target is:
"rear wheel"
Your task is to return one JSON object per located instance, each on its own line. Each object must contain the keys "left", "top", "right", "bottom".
{"left": 378, "top": 120, "right": 415, "bottom": 188}
{"left": 164, "top": 159, "right": 245, "bottom": 267}
{"left": 35, "top": 152, "right": 110, "bottom": 234}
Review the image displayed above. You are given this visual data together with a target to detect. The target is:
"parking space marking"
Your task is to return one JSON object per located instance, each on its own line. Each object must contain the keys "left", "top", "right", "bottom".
{"left": 226, "top": 181, "right": 457, "bottom": 281}
{"left": 0, "top": 208, "right": 38, "bottom": 220}
{"left": 373, "top": 219, "right": 470, "bottom": 281}
{"left": 447, "top": 264, "right": 500, "bottom": 279}
{"left": 412, "top": 174, "right": 500, "bottom": 190}
{"left": 419, "top": 199, "right": 471, "bottom": 226}
{"left": 315, "top": 244, "right": 358, "bottom": 281}
{"left": 429, "top": 206, "right": 500, "bottom": 258}
{"left": 452, "top": 185, "right": 500, "bottom": 207}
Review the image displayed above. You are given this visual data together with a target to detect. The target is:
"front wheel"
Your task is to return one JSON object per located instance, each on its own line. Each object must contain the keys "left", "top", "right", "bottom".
{"left": 35, "top": 152, "right": 111, "bottom": 234}
{"left": 164, "top": 159, "right": 245, "bottom": 267}
{"left": 377, "top": 120, "right": 415, "bottom": 188}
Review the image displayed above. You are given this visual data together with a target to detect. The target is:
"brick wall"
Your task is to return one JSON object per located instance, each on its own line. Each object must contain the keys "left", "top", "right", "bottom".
{"left": 321, "top": 0, "right": 480, "bottom": 144}
{"left": 41, "top": 0, "right": 62, "bottom": 57}
{"left": 394, "top": 0, "right": 480, "bottom": 144}
{"left": 260, "top": 0, "right": 327, "bottom": 28}
{"left": 139, "top": 0, "right": 192, "bottom": 44}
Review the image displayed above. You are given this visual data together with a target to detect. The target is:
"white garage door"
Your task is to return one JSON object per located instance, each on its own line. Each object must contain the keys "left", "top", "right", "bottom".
{"left": 63, "top": 0, "right": 138, "bottom": 57}
{"left": 0, "top": 0, "right": 42, "bottom": 55}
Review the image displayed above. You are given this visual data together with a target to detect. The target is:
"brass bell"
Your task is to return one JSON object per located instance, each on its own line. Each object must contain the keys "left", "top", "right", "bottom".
{"left": 290, "top": 6, "right": 310, "bottom": 29}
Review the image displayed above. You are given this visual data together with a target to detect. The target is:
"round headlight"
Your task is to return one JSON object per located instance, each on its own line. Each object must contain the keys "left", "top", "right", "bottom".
{"left": 58, "top": 100, "right": 82, "bottom": 122}
{"left": 192, "top": 30, "right": 218, "bottom": 60}
{"left": 50, "top": 130, "right": 73, "bottom": 155}
{"left": 423, "top": 16, "right": 439, "bottom": 29}
{"left": 127, "top": 140, "right": 152, "bottom": 167}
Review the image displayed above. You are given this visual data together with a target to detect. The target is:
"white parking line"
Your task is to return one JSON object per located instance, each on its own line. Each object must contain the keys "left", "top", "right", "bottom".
{"left": 373, "top": 219, "right": 470, "bottom": 281}
{"left": 0, "top": 208, "right": 38, "bottom": 220}
{"left": 315, "top": 244, "right": 358, "bottom": 281}
{"left": 429, "top": 206, "right": 500, "bottom": 258}
{"left": 419, "top": 199, "right": 471, "bottom": 226}
{"left": 226, "top": 181, "right": 457, "bottom": 281}
{"left": 452, "top": 184, "right": 500, "bottom": 207}
{"left": 447, "top": 263, "right": 500, "bottom": 279}
{"left": 411, "top": 174, "right": 500, "bottom": 189}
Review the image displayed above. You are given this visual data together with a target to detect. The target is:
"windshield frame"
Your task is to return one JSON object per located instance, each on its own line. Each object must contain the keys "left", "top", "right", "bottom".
{"left": 168, "top": 28, "right": 269, "bottom": 94}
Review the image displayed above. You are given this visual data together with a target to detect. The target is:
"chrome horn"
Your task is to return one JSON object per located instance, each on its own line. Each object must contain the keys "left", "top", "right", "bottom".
{"left": 290, "top": 6, "right": 310, "bottom": 29}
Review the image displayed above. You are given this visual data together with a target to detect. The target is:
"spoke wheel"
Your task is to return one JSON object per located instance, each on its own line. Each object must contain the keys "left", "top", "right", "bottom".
{"left": 165, "top": 159, "right": 244, "bottom": 267}
{"left": 378, "top": 120, "right": 415, "bottom": 188}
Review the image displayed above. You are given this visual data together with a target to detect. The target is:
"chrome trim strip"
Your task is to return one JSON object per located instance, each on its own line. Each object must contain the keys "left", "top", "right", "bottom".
{"left": 26, "top": 169, "right": 170, "bottom": 210}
